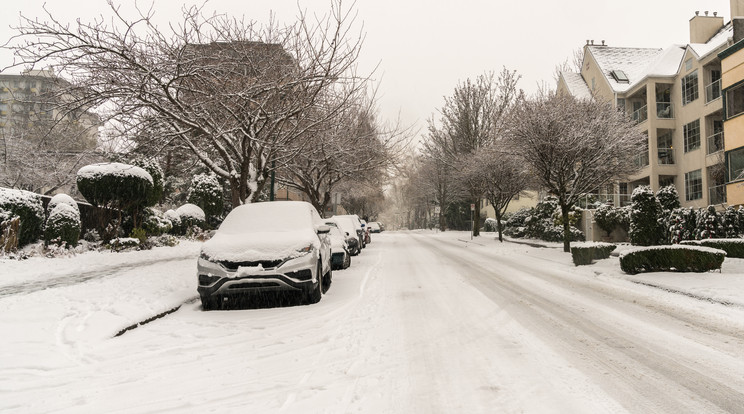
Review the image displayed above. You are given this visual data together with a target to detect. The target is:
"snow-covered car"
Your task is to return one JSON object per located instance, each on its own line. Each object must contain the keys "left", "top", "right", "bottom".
{"left": 368, "top": 221, "right": 381, "bottom": 233}
{"left": 328, "top": 216, "right": 362, "bottom": 255}
{"left": 360, "top": 219, "right": 371, "bottom": 244}
{"left": 326, "top": 223, "right": 351, "bottom": 270}
{"left": 333, "top": 214, "right": 366, "bottom": 249}
{"left": 197, "top": 201, "right": 332, "bottom": 309}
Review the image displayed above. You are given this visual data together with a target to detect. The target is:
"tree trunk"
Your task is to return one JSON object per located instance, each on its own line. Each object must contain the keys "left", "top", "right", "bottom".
{"left": 439, "top": 211, "right": 446, "bottom": 232}
{"left": 495, "top": 211, "right": 504, "bottom": 242}
{"left": 561, "top": 202, "right": 571, "bottom": 253}
{"left": 472, "top": 199, "right": 480, "bottom": 237}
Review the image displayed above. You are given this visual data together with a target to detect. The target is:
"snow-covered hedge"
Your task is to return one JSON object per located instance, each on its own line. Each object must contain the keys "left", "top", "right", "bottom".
{"left": 47, "top": 193, "right": 79, "bottom": 215}
{"left": 619, "top": 245, "right": 725, "bottom": 275}
{"left": 44, "top": 203, "right": 81, "bottom": 247}
{"left": 0, "top": 187, "right": 44, "bottom": 247}
{"left": 570, "top": 242, "right": 617, "bottom": 266}
{"left": 172, "top": 203, "right": 206, "bottom": 235}
{"left": 76, "top": 162, "right": 153, "bottom": 208}
{"left": 142, "top": 208, "right": 173, "bottom": 236}
{"left": 503, "top": 197, "right": 584, "bottom": 243}
{"left": 680, "top": 239, "right": 744, "bottom": 259}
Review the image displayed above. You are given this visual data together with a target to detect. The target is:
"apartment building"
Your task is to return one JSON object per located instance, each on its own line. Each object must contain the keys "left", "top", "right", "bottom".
{"left": 558, "top": 2, "right": 744, "bottom": 209}
{"left": 722, "top": 18, "right": 744, "bottom": 206}
{"left": 0, "top": 68, "right": 99, "bottom": 149}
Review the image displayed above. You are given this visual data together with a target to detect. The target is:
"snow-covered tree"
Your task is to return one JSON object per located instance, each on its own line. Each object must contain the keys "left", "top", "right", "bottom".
{"left": 656, "top": 185, "right": 681, "bottom": 211}
{"left": 722, "top": 205, "right": 740, "bottom": 238}
{"left": 507, "top": 92, "right": 646, "bottom": 252}
{"left": 187, "top": 173, "right": 224, "bottom": 226}
{"left": 423, "top": 68, "right": 522, "bottom": 236}
{"left": 629, "top": 186, "right": 664, "bottom": 246}
{"left": 7, "top": 1, "right": 369, "bottom": 208}
{"left": 669, "top": 207, "right": 697, "bottom": 244}
{"left": 696, "top": 206, "right": 724, "bottom": 240}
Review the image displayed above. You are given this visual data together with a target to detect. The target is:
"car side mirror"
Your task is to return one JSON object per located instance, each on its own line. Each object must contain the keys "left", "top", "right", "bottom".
{"left": 316, "top": 225, "right": 331, "bottom": 234}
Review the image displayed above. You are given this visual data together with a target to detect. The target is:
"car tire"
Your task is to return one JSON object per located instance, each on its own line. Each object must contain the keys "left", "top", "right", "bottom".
{"left": 322, "top": 265, "right": 332, "bottom": 294}
{"left": 343, "top": 252, "right": 351, "bottom": 269}
{"left": 305, "top": 261, "right": 323, "bottom": 304}
{"left": 201, "top": 295, "right": 220, "bottom": 311}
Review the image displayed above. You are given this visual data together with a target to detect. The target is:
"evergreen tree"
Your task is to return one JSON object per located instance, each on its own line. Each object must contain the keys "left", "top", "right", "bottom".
{"left": 696, "top": 206, "right": 724, "bottom": 239}
{"left": 629, "top": 186, "right": 663, "bottom": 246}
{"left": 723, "top": 206, "right": 740, "bottom": 238}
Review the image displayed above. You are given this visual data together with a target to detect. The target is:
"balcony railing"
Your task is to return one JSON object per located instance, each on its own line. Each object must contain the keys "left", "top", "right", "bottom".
{"left": 707, "top": 131, "right": 724, "bottom": 154}
{"left": 709, "top": 184, "right": 727, "bottom": 205}
{"left": 657, "top": 147, "right": 675, "bottom": 165}
{"left": 705, "top": 79, "right": 722, "bottom": 103}
{"left": 577, "top": 193, "right": 633, "bottom": 209}
{"left": 632, "top": 105, "right": 648, "bottom": 124}
{"left": 634, "top": 150, "right": 650, "bottom": 168}
{"left": 656, "top": 102, "right": 674, "bottom": 119}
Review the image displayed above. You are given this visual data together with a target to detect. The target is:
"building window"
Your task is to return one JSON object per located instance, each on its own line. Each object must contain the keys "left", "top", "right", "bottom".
{"left": 682, "top": 70, "right": 699, "bottom": 105}
{"left": 685, "top": 58, "right": 693, "bottom": 71}
{"left": 728, "top": 148, "right": 744, "bottom": 182}
{"left": 685, "top": 169, "right": 703, "bottom": 201}
{"left": 684, "top": 119, "right": 700, "bottom": 152}
{"left": 725, "top": 82, "right": 744, "bottom": 119}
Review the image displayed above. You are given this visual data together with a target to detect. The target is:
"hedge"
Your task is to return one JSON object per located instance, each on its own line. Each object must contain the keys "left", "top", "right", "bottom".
{"left": 570, "top": 242, "right": 617, "bottom": 266}
{"left": 0, "top": 188, "right": 44, "bottom": 247}
{"left": 680, "top": 239, "right": 744, "bottom": 259}
{"left": 619, "top": 245, "right": 725, "bottom": 275}
{"left": 44, "top": 203, "right": 81, "bottom": 247}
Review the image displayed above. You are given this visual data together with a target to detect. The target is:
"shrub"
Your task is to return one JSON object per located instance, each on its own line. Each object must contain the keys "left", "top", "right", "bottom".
{"left": 187, "top": 173, "right": 224, "bottom": 226}
{"left": 131, "top": 158, "right": 164, "bottom": 207}
{"left": 503, "top": 197, "right": 584, "bottom": 242}
{"left": 681, "top": 239, "right": 744, "bottom": 259}
{"left": 570, "top": 242, "right": 617, "bottom": 266}
{"left": 44, "top": 203, "right": 81, "bottom": 247}
{"left": 107, "top": 237, "right": 141, "bottom": 252}
{"left": 696, "top": 206, "right": 724, "bottom": 240}
{"left": 0, "top": 187, "right": 44, "bottom": 247}
{"left": 656, "top": 185, "right": 680, "bottom": 211}
{"left": 1, "top": 209, "right": 20, "bottom": 253}
{"left": 629, "top": 186, "right": 664, "bottom": 246}
{"left": 619, "top": 245, "right": 725, "bottom": 275}
{"left": 48, "top": 193, "right": 79, "bottom": 215}
{"left": 722, "top": 206, "right": 740, "bottom": 238}
{"left": 172, "top": 203, "right": 205, "bottom": 235}
{"left": 669, "top": 207, "right": 697, "bottom": 244}
{"left": 484, "top": 218, "right": 498, "bottom": 232}
{"left": 142, "top": 208, "right": 173, "bottom": 236}
{"left": 594, "top": 204, "right": 630, "bottom": 235}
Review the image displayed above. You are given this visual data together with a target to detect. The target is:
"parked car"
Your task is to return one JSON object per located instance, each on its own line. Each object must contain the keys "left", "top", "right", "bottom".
{"left": 196, "top": 201, "right": 332, "bottom": 309}
{"left": 368, "top": 221, "right": 381, "bottom": 233}
{"left": 360, "top": 219, "right": 371, "bottom": 244}
{"left": 326, "top": 217, "right": 361, "bottom": 256}
{"left": 326, "top": 223, "right": 351, "bottom": 270}
{"left": 333, "top": 214, "right": 366, "bottom": 250}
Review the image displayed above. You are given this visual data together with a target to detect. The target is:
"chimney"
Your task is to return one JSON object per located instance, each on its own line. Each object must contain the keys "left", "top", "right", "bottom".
{"left": 689, "top": 11, "right": 724, "bottom": 43}
{"left": 735, "top": 17, "right": 744, "bottom": 43}
{"left": 732, "top": 0, "right": 744, "bottom": 18}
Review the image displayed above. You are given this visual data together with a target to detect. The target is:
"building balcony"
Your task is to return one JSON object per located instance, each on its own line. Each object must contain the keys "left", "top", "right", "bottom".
{"left": 709, "top": 184, "right": 726, "bottom": 205}
{"left": 707, "top": 131, "right": 724, "bottom": 155}
{"left": 577, "top": 193, "right": 633, "bottom": 209}
{"left": 632, "top": 105, "right": 648, "bottom": 124}
{"left": 656, "top": 102, "right": 674, "bottom": 119}
{"left": 705, "top": 79, "right": 722, "bottom": 103}
{"left": 657, "top": 148, "right": 675, "bottom": 165}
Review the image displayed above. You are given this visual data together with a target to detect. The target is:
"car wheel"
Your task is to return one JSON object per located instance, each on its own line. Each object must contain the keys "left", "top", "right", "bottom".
{"left": 322, "top": 265, "right": 332, "bottom": 294}
{"left": 305, "top": 261, "right": 323, "bottom": 304}
{"left": 201, "top": 295, "right": 220, "bottom": 311}
{"left": 343, "top": 252, "right": 351, "bottom": 269}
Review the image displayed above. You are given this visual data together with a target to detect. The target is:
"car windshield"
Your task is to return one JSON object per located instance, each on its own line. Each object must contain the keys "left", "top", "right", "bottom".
{"left": 217, "top": 202, "right": 312, "bottom": 234}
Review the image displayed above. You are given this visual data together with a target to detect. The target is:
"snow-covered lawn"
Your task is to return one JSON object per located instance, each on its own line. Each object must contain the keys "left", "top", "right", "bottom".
{"left": 1, "top": 232, "right": 743, "bottom": 413}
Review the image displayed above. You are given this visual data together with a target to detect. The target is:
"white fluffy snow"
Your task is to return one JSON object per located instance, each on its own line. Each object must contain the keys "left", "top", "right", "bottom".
{"left": 175, "top": 203, "right": 205, "bottom": 222}
{"left": 1, "top": 231, "right": 743, "bottom": 412}
{"left": 76, "top": 162, "right": 154, "bottom": 184}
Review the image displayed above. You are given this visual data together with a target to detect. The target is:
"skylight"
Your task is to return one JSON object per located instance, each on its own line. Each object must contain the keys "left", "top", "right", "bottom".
{"left": 610, "top": 70, "right": 629, "bottom": 83}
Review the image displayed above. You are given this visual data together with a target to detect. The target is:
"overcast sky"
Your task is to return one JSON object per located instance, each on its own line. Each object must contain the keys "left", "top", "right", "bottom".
{"left": 0, "top": 0, "right": 733, "bottom": 141}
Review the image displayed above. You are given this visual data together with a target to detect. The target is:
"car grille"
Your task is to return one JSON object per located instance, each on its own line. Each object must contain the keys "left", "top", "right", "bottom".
{"left": 218, "top": 260, "right": 283, "bottom": 271}
{"left": 228, "top": 281, "right": 282, "bottom": 289}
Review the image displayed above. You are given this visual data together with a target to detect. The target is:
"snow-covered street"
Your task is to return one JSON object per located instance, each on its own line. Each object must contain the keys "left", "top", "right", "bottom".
{"left": 2, "top": 231, "right": 744, "bottom": 413}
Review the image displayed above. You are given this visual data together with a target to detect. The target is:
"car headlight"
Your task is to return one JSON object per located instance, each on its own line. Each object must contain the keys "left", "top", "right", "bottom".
{"left": 296, "top": 244, "right": 314, "bottom": 255}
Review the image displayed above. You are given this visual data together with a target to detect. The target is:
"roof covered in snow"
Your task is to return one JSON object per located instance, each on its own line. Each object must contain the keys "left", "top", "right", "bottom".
{"left": 559, "top": 72, "right": 593, "bottom": 100}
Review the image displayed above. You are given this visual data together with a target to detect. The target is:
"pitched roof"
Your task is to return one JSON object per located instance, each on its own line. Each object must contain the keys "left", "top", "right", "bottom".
{"left": 559, "top": 71, "right": 593, "bottom": 100}
{"left": 587, "top": 46, "right": 664, "bottom": 93}
{"left": 688, "top": 22, "right": 734, "bottom": 59}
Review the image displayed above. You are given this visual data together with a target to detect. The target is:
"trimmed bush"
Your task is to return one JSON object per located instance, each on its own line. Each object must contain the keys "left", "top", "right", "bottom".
{"left": 187, "top": 173, "right": 224, "bottom": 226}
{"left": 131, "top": 158, "right": 164, "bottom": 207}
{"left": 0, "top": 187, "right": 44, "bottom": 247}
{"left": 142, "top": 208, "right": 173, "bottom": 236}
{"left": 44, "top": 203, "right": 81, "bottom": 247}
{"left": 681, "top": 239, "right": 744, "bottom": 259}
{"left": 570, "top": 242, "right": 617, "bottom": 266}
{"left": 171, "top": 203, "right": 205, "bottom": 235}
{"left": 619, "top": 245, "right": 725, "bottom": 275}
{"left": 48, "top": 193, "right": 79, "bottom": 215}
{"left": 629, "top": 186, "right": 664, "bottom": 246}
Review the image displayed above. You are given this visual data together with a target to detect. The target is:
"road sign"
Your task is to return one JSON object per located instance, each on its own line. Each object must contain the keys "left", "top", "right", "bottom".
{"left": 470, "top": 204, "right": 475, "bottom": 211}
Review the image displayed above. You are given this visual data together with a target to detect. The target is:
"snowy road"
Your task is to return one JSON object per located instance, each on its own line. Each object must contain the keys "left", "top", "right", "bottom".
{"left": 2, "top": 232, "right": 744, "bottom": 413}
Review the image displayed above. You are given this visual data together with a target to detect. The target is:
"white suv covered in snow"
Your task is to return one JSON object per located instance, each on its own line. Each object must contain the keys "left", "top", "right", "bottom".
{"left": 197, "top": 201, "right": 332, "bottom": 309}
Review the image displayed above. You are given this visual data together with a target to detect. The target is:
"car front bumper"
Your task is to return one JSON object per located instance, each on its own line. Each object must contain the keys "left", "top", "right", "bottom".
{"left": 197, "top": 252, "right": 318, "bottom": 298}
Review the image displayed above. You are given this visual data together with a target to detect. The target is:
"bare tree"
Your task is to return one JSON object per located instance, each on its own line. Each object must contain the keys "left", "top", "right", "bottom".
{"left": 423, "top": 67, "right": 521, "bottom": 236}
{"left": 4, "top": 1, "right": 368, "bottom": 207}
{"left": 506, "top": 92, "right": 646, "bottom": 252}
{"left": 468, "top": 144, "right": 530, "bottom": 242}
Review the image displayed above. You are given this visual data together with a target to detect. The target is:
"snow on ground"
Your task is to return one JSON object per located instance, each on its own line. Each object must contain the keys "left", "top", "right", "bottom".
{"left": 1, "top": 232, "right": 743, "bottom": 413}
